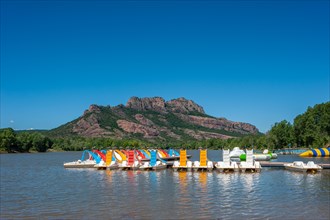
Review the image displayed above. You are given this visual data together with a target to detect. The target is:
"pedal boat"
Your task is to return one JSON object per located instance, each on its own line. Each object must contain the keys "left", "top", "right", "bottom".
{"left": 284, "top": 161, "right": 322, "bottom": 173}
{"left": 139, "top": 161, "right": 167, "bottom": 170}
{"left": 64, "top": 159, "right": 96, "bottom": 168}
{"left": 215, "top": 149, "right": 239, "bottom": 172}
{"left": 238, "top": 150, "right": 262, "bottom": 173}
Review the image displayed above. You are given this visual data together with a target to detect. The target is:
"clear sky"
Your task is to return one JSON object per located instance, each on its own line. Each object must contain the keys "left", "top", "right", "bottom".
{"left": 1, "top": 0, "right": 329, "bottom": 133}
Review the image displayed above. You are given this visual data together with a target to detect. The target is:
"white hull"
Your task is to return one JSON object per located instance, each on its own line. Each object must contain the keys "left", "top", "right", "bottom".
{"left": 94, "top": 163, "right": 119, "bottom": 170}
{"left": 64, "top": 160, "right": 96, "bottom": 168}
{"left": 192, "top": 161, "right": 214, "bottom": 171}
{"left": 139, "top": 163, "right": 153, "bottom": 170}
{"left": 215, "top": 162, "right": 239, "bottom": 173}
{"left": 284, "top": 161, "right": 322, "bottom": 173}
{"left": 153, "top": 164, "right": 167, "bottom": 170}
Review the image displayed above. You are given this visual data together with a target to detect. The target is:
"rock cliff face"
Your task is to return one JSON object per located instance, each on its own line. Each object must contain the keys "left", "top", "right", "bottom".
{"left": 126, "top": 96, "right": 205, "bottom": 114}
{"left": 117, "top": 120, "right": 159, "bottom": 138}
{"left": 166, "top": 97, "right": 205, "bottom": 114}
{"left": 72, "top": 114, "right": 111, "bottom": 137}
{"left": 50, "top": 96, "right": 259, "bottom": 141}
{"left": 177, "top": 115, "right": 258, "bottom": 135}
{"left": 126, "top": 97, "right": 166, "bottom": 112}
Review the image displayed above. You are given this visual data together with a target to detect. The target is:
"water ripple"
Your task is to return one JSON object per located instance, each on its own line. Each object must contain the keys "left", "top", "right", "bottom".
{"left": 1, "top": 152, "right": 330, "bottom": 219}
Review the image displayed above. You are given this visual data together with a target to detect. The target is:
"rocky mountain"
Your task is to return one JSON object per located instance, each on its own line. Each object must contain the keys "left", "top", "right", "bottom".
{"left": 49, "top": 97, "right": 259, "bottom": 142}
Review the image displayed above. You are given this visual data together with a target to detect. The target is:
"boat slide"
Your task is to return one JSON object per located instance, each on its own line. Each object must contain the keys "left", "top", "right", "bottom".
{"left": 94, "top": 150, "right": 119, "bottom": 170}
{"left": 119, "top": 150, "right": 140, "bottom": 170}
{"left": 93, "top": 150, "right": 106, "bottom": 162}
{"left": 173, "top": 149, "right": 192, "bottom": 171}
{"left": 168, "top": 149, "right": 180, "bottom": 157}
{"left": 114, "top": 150, "right": 127, "bottom": 163}
{"left": 155, "top": 149, "right": 191, "bottom": 161}
{"left": 135, "top": 150, "right": 146, "bottom": 160}
{"left": 140, "top": 150, "right": 167, "bottom": 170}
{"left": 192, "top": 149, "right": 214, "bottom": 171}
{"left": 141, "top": 149, "right": 151, "bottom": 159}
{"left": 64, "top": 150, "right": 100, "bottom": 168}
{"left": 81, "top": 150, "right": 101, "bottom": 164}
{"left": 157, "top": 150, "right": 167, "bottom": 159}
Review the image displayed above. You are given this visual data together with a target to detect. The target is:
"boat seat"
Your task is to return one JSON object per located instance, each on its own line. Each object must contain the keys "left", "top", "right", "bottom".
{"left": 306, "top": 161, "right": 315, "bottom": 167}
{"left": 246, "top": 150, "right": 254, "bottom": 165}
{"left": 207, "top": 161, "right": 213, "bottom": 168}
{"left": 293, "top": 161, "right": 304, "bottom": 167}
{"left": 223, "top": 149, "right": 230, "bottom": 165}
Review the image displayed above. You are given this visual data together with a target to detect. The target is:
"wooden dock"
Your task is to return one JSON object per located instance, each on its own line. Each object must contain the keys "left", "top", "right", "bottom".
{"left": 260, "top": 162, "right": 330, "bottom": 169}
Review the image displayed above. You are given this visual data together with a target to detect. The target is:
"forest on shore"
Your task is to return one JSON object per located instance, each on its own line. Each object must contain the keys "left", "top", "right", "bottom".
{"left": 1, "top": 102, "right": 329, "bottom": 153}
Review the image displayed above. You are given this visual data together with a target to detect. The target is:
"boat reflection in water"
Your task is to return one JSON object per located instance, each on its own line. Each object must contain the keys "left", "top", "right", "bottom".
{"left": 197, "top": 172, "right": 208, "bottom": 190}
{"left": 173, "top": 172, "right": 191, "bottom": 209}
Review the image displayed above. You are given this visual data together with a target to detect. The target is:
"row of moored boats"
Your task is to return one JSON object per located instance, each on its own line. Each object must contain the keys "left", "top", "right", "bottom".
{"left": 64, "top": 148, "right": 324, "bottom": 173}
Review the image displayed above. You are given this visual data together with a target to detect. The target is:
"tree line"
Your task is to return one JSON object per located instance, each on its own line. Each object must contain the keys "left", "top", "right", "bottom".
{"left": 1, "top": 102, "right": 329, "bottom": 153}
{"left": 0, "top": 129, "right": 53, "bottom": 153}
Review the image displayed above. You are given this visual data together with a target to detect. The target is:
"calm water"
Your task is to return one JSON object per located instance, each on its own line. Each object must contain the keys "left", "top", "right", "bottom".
{"left": 1, "top": 151, "right": 329, "bottom": 219}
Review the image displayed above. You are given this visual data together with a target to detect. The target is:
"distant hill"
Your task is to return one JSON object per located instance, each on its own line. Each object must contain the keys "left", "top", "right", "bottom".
{"left": 48, "top": 97, "right": 259, "bottom": 142}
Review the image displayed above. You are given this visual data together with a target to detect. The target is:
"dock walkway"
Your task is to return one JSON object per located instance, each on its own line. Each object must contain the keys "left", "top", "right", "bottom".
{"left": 260, "top": 162, "right": 330, "bottom": 169}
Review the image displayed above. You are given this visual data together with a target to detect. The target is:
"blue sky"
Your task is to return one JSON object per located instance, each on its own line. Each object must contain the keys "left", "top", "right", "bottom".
{"left": 1, "top": 0, "right": 329, "bottom": 132}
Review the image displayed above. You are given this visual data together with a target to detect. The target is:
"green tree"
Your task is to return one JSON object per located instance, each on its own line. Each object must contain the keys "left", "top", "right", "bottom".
{"left": 268, "top": 120, "right": 294, "bottom": 149}
{"left": 31, "top": 133, "right": 52, "bottom": 152}
{"left": 294, "top": 102, "right": 330, "bottom": 147}
{"left": 0, "top": 128, "right": 18, "bottom": 152}
{"left": 17, "top": 132, "right": 34, "bottom": 152}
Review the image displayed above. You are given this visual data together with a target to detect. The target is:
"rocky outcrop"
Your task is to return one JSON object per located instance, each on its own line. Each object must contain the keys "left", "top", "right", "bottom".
{"left": 177, "top": 114, "right": 258, "bottom": 134}
{"left": 126, "top": 96, "right": 205, "bottom": 114}
{"left": 72, "top": 113, "right": 111, "bottom": 137}
{"left": 166, "top": 97, "right": 205, "bottom": 114}
{"left": 184, "top": 129, "right": 232, "bottom": 140}
{"left": 83, "top": 104, "right": 101, "bottom": 116}
{"left": 134, "top": 114, "right": 154, "bottom": 126}
{"left": 117, "top": 120, "right": 159, "bottom": 138}
{"left": 126, "top": 97, "right": 166, "bottom": 112}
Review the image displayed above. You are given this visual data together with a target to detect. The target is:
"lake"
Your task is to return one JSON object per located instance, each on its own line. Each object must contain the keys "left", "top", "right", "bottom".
{"left": 1, "top": 151, "right": 329, "bottom": 219}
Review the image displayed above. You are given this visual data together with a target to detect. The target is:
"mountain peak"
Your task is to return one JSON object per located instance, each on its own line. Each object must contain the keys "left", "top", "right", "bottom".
{"left": 125, "top": 96, "right": 205, "bottom": 114}
{"left": 50, "top": 96, "right": 259, "bottom": 141}
{"left": 166, "top": 97, "right": 205, "bottom": 114}
{"left": 83, "top": 104, "right": 101, "bottom": 115}
{"left": 126, "top": 96, "right": 166, "bottom": 112}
